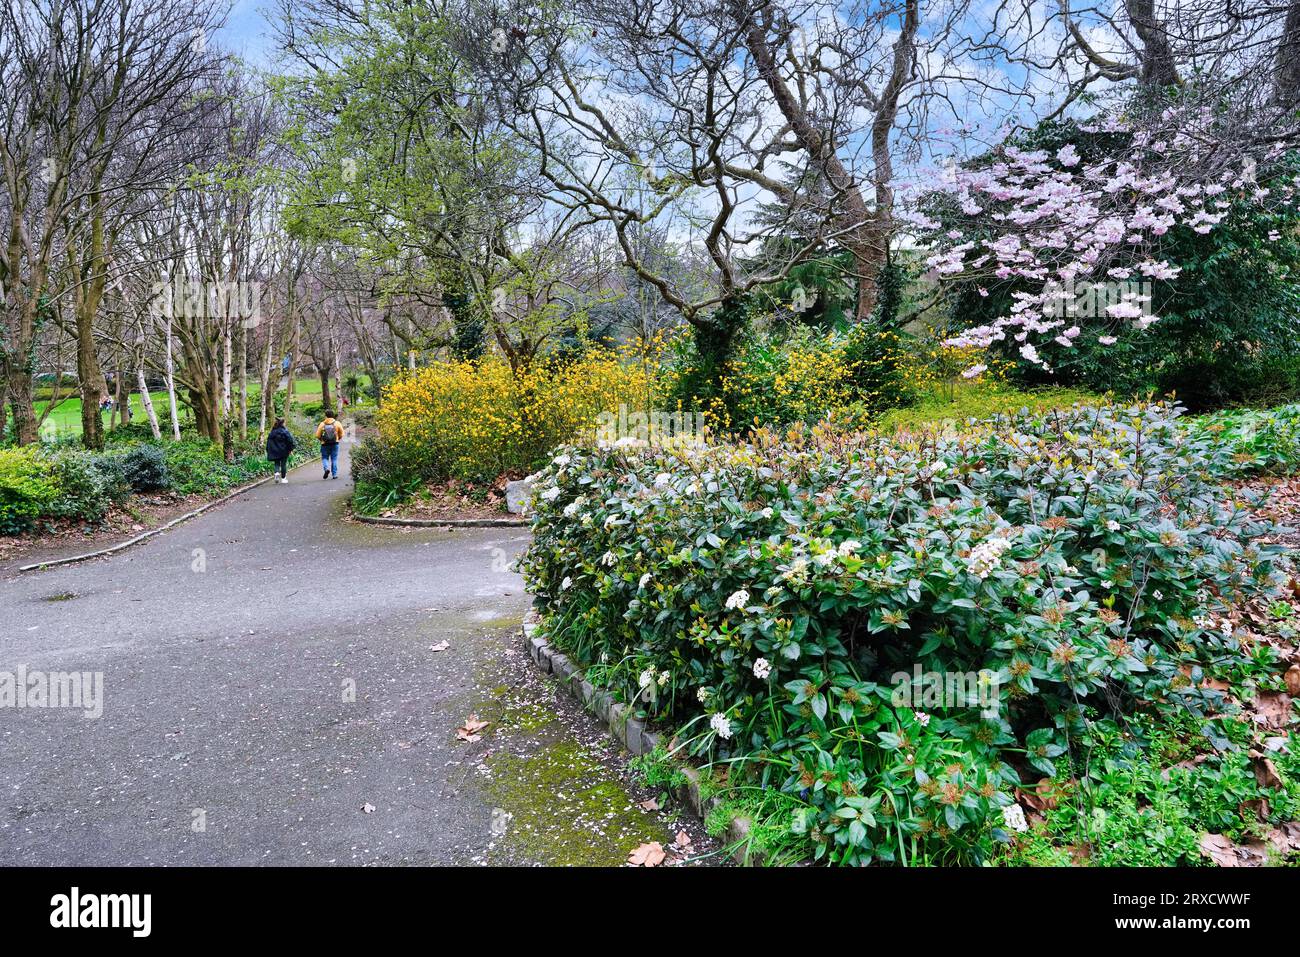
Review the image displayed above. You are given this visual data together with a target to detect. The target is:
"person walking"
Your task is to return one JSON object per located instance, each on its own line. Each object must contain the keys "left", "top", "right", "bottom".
{"left": 265, "top": 417, "right": 296, "bottom": 484}
{"left": 316, "top": 410, "right": 344, "bottom": 479}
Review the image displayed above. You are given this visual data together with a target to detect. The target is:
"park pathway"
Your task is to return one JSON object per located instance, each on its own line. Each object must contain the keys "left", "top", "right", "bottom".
{"left": 0, "top": 442, "right": 705, "bottom": 865}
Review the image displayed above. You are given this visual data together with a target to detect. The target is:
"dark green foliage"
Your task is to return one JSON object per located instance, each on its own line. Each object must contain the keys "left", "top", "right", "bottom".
{"left": 122, "top": 444, "right": 170, "bottom": 491}
{"left": 523, "top": 401, "right": 1291, "bottom": 864}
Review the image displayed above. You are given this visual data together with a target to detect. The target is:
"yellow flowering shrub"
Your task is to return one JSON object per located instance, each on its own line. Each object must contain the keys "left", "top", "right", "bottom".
{"left": 373, "top": 350, "right": 658, "bottom": 483}
{"left": 667, "top": 328, "right": 926, "bottom": 433}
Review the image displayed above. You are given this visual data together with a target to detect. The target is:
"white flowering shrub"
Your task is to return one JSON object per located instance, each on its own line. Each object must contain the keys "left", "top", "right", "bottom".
{"left": 521, "top": 402, "right": 1287, "bottom": 864}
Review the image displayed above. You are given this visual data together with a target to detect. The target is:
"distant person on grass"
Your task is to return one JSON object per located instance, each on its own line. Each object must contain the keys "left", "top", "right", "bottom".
{"left": 265, "top": 417, "right": 296, "bottom": 484}
{"left": 316, "top": 411, "right": 344, "bottom": 480}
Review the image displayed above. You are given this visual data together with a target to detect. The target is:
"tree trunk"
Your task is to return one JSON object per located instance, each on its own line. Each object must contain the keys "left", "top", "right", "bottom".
{"left": 8, "top": 369, "right": 39, "bottom": 444}
{"left": 165, "top": 314, "right": 182, "bottom": 439}
{"left": 1126, "top": 0, "right": 1180, "bottom": 88}
{"left": 333, "top": 341, "right": 342, "bottom": 411}
{"left": 319, "top": 366, "right": 333, "bottom": 412}
{"left": 237, "top": 320, "right": 248, "bottom": 441}
{"left": 736, "top": 0, "right": 916, "bottom": 325}
{"left": 221, "top": 323, "right": 232, "bottom": 414}
{"left": 1274, "top": 0, "right": 1300, "bottom": 107}
{"left": 75, "top": 306, "right": 108, "bottom": 451}
{"left": 137, "top": 363, "right": 161, "bottom": 440}
{"left": 285, "top": 314, "right": 301, "bottom": 414}
{"left": 258, "top": 312, "right": 278, "bottom": 437}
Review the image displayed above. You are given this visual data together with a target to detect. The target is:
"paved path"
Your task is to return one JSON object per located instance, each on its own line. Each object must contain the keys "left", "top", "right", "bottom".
{"left": 1, "top": 444, "right": 705, "bottom": 865}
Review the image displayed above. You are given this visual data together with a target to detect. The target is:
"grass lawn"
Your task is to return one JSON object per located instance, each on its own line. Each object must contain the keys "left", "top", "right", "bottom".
{"left": 33, "top": 375, "right": 373, "bottom": 439}
{"left": 872, "top": 380, "right": 1102, "bottom": 432}
{"left": 36, "top": 391, "right": 179, "bottom": 440}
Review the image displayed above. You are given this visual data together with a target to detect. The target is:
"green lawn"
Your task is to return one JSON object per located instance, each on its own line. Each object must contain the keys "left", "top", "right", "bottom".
{"left": 33, "top": 375, "right": 372, "bottom": 439}
{"left": 36, "top": 391, "right": 178, "bottom": 440}
{"left": 872, "top": 381, "right": 1102, "bottom": 432}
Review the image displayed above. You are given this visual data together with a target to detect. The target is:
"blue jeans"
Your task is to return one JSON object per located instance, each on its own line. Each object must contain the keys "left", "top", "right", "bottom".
{"left": 321, "top": 443, "right": 339, "bottom": 476}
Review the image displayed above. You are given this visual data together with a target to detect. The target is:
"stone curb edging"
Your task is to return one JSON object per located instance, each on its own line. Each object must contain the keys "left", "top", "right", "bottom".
{"left": 17, "top": 457, "right": 315, "bottom": 574}
{"left": 522, "top": 617, "right": 763, "bottom": 866}
{"left": 354, "top": 514, "right": 529, "bottom": 529}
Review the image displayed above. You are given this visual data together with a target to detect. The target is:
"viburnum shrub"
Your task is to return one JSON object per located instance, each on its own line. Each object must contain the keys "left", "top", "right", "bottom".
{"left": 521, "top": 402, "right": 1287, "bottom": 864}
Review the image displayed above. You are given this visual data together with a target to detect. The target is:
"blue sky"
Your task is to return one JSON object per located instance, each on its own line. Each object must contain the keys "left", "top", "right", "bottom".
{"left": 217, "top": 0, "right": 275, "bottom": 64}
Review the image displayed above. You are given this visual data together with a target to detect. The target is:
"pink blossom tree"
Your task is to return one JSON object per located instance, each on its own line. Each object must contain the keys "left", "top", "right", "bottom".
{"left": 908, "top": 104, "right": 1299, "bottom": 371}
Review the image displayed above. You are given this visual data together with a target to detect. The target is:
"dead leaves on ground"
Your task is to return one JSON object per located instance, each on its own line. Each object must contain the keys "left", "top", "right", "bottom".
{"left": 627, "top": 830, "right": 696, "bottom": 867}
{"left": 1017, "top": 777, "right": 1068, "bottom": 812}
{"left": 456, "top": 714, "right": 489, "bottom": 742}
{"left": 1286, "top": 664, "right": 1300, "bottom": 697}
{"left": 1200, "top": 823, "right": 1300, "bottom": 867}
{"left": 1250, "top": 690, "right": 1294, "bottom": 730}
{"left": 627, "top": 841, "right": 666, "bottom": 867}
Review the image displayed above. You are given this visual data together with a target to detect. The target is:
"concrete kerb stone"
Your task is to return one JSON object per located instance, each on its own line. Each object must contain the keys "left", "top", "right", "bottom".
{"left": 519, "top": 612, "right": 763, "bottom": 866}
{"left": 353, "top": 514, "right": 528, "bottom": 529}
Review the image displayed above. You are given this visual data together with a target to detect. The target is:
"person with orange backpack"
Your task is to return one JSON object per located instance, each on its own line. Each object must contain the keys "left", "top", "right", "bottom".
{"left": 315, "top": 411, "right": 345, "bottom": 480}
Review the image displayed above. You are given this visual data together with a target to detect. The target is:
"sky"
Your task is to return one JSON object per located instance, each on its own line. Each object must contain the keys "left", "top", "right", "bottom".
{"left": 217, "top": 0, "right": 276, "bottom": 64}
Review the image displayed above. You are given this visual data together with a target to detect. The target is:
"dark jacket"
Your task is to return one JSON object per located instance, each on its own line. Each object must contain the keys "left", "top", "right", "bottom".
{"left": 266, "top": 426, "right": 296, "bottom": 461}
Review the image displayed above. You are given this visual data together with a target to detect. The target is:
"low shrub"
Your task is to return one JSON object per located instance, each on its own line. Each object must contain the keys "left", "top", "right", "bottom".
{"left": 161, "top": 439, "right": 235, "bottom": 495}
{"left": 521, "top": 401, "right": 1287, "bottom": 864}
{"left": 122, "top": 444, "right": 170, "bottom": 492}
{"left": 1000, "top": 714, "right": 1300, "bottom": 866}
{"left": 0, "top": 447, "right": 60, "bottom": 534}
{"left": 0, "top": 421, "right": 314, "bottom": 536}
{"left": 1191, "top": 403, "right": 1300, "bottom": 476}
{"left": 45, "top": 450, "right": 131, "bottom": 523}
{"left": 658, "top": 326, "right": 925, "bottom": 433}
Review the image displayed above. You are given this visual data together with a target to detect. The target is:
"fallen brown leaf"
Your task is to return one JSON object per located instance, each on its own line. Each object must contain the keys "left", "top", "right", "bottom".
{"left": 627, "top": 841, "right": 666, "bottom": 867}
{"left": 456, "top": 715, "right": 489, "bottom": 742}
{"left": 1199, "top": 833, "right": 1266, "bottom": 867}
{"left": 1018, "top": 777, "right": 1064, "bottom": 811}
{"left": 1251, "top": 753, "right": 1284, "bottom": 790}
{"left": 1250, "top": 691, "right": 1294, "bottom": 730}
{"left": 1285, "top": 664, "right": 1300, "bottom": 698}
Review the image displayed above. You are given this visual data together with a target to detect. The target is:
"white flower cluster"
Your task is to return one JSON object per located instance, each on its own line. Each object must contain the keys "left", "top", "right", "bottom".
{"left": 752, "top": 658, "right": 772, "bottom": 680}
{"left": 1002, "top": 803, "right": 1029, "bottom": 833}
{"left": 709, "top": 713, "right": 732, "bottom": 739}
{"left": 780, "top": 556, "right": 810, "bottom": 584}
{"left": 725, "top": 589, "right": 750, "bottom": 611}
{"left": 967, "top": 534, "right": 1013, "bottom": 579}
